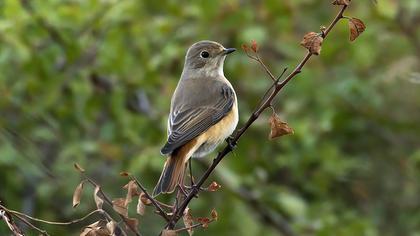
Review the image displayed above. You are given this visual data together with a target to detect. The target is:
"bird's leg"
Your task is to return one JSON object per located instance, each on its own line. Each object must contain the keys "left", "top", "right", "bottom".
{"left": 188, "top": 158, "right": 195, "bottom": 187}
{"left": 177, "top": 184, "right": 188, "bottom": 198}
{"left": 226, "top": 135, "right": 237, "bottom": 150}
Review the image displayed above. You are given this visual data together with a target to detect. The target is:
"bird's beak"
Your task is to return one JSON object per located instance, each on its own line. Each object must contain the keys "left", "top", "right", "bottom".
{"left": 223, "top": 48, "right": 236, "bottom": 55}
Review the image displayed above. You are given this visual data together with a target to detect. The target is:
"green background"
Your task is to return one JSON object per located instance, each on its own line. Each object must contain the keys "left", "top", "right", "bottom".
{"left": 1, "top": 0, "right": 419, "bottom": 235}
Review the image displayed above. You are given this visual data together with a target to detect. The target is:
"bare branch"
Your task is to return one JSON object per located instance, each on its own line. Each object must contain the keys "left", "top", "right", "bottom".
{"left": 6, "top": 209, "right": 102, "bottom": 226}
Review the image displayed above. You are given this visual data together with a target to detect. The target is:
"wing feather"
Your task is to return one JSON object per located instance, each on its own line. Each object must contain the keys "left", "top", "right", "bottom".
{"left": 160, "top": 84, "right": 234, "bottom": 155}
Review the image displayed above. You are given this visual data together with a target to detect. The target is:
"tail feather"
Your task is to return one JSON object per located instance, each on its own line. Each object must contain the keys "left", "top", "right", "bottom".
{"left": 153, "top": 138, "right": 199, "bottom": 197}
{"left": 153, "top": 155, "right": 186, "bottom": 196}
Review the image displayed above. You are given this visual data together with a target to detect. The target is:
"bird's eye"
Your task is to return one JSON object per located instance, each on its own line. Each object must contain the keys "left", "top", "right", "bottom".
{"left": 200, "top": 51, "right": 209, "bottom": 58}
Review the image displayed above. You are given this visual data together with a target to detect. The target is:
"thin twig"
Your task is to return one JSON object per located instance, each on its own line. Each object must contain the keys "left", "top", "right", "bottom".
{"left": 7, "top": 209, "right": 101, "bottom": 226}
{"left": 128, "top": 174, "right": 170, "bottom": 222}
{"left": 12, "top": 213, "right": 49, "bottom": 236}
{"left": 173, "top": 219, "right": 215, "bottom": 233}
{"left": 164, "top": 4, "right": 349, "bottom": 231}
{"left": 256, "top": 54, "right": 276, "bottom": 81}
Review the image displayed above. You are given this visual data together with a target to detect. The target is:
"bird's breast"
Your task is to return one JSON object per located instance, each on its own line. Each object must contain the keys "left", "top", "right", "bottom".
{"left": 192, "top": 99, "right": 238, "bottom": 158}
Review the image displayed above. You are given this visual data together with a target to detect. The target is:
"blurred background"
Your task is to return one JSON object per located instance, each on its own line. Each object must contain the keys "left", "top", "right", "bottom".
{"left": 0, "top": 0, "right": 419, "bottom": 235}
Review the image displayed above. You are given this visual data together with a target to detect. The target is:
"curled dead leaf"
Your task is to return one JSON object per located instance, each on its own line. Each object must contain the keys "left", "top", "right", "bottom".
{"left": 136, "top": 195, "right": 146, "bottom": 216}
{"left": 124, "top": 217, "right": 139, "bottom": 235}
{"left": 183, "top": 208, "right": 194, "bottom": 236}
{"left": 211, "top": 209, "right": 218, "bottom": 221}
{"left": 124, "top": 180, "right": 140, "bottom": 207}
{"left": 348, "top": 17, "right": 366, "bottom": 41}
{"left": 74, "top": 163, "right": 85, "bottom": 173}
{"left": 72, "top": 181, "right": 85, "bottom": 208}
{"left": 106, "top": 221, "right": 117, "bottom": 235}
{"left": 112, "top": 198, "right": 128, "bottom": 217}
{"left": 300, "top": 32, "right": 323, "bottom": 55}
{"left": 269, "top": 113, "right": 294, "bottom": 140}
{"left": 207, "top": 181, "right": 221, "bottom": 192}
{"left": 332, "top": 0, "right": 351, "bottom": 5}
{"left": 196, "top": 217, "right": 210, "bottom": 228}
{"left": 140, "top": 192, "right": 152, "bottom": 205}
{"left": 80, "top": 221, "right": 103, "bottom": 236}
{"left": 251, "top": 40, "right": 258, "bottom": 53}
{"left": 94, "top": 186, "right": 104, "bottom": 209}
{"left": 119, "top": 171, "right": 130, "bottom": 177}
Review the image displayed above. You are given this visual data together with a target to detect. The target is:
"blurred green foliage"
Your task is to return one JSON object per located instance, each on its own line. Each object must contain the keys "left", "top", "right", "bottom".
{"left": 0, "top": 0, "right": 419, "bottom": 235}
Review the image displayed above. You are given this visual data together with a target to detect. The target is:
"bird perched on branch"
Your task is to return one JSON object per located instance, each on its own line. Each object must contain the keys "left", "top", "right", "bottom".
{"left": 153, "top": 40, "right": 238, "bottom": 196}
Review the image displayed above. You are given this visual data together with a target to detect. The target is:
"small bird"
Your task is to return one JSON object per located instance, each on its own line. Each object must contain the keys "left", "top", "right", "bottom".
{"left": 153, "top": 40, "right": 238, "bottom": 196}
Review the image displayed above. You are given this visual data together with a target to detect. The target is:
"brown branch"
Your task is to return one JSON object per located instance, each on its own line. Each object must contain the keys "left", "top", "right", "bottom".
{"left": 164, "top": 4, "right": 349, "bottom": 231}
{"left": 127, "top": 174, "right": 170, "bottom": 222}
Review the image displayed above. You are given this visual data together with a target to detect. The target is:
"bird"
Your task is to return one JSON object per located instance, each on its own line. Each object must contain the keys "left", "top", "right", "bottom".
{"left": 153, "top": 40, "right": 238, "bottom": 196}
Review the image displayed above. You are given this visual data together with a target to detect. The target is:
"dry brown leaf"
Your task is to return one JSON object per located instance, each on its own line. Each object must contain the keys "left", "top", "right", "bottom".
{"left": 125, "top": 217, "right": 139, "bottom": 235}
{"left": 136, "top": 195, "right": 146, "bottom": 216}
{"left": 112, "top": 198, "right": 128, "bottom": 217}
{"left": 72, "top": 181, "right": 84, "bottom": 208}
{"left": 269, "top": 113, "right": 294, "bottom": 140}
{"left": 74, "top": 163, "right": 85, "bottom": 172}
{"left": 80, "top": 221, "right": 101, "bottom": 236}
{"left": 162, "top": 229, "right": 177, "bottom": 236}
{"left": 207, "top": 181, "right": 221, "bottom": 192}
{"left": 332, "top": 0, "right": 351, "bottom": 5}
{"left": 124, "top": 180, "right": 140, "bottom": 207}
{"left": 349, "top": 17, "right": 366, "bottom": 41}
{"left": 183, "top": 207, "right": 194, "bottom": 236}
{"left": 106, "top": 221, "right": 117, "bottom": 235}
{"left": 251, "top": 40, "right": 258, "bottom": 53}
{"left": 300, "top": 32, "right": 324, "bottom": 55}
{"left": 140, "top": 192, "right": 152, "bottom": 205}
{"left": 94, "top": 186, "right": 104, "bottom": 209}
{"left": 80, "top": 227, "right": 95, "bottom": 236}
{"left": 119, "top": 171, "right": 129, "bottom": 177}
{"left": 211, "top": 209, "right": 218, "bottom": 221}
{"left": 80, "top": 221, "right": 111, "bottom": 236}
{"left": 197, "top": 217, "right": 210, "bottom": 228}
{"left": 93, "top": 228, "right": 110, "bottom": 236}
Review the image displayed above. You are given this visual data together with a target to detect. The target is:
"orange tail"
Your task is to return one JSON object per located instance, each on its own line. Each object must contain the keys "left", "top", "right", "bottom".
{"left": 153, "top": 139, "right": 199, "bottom": 196}
{"left": 153, "top": 154, "right": 186, "bottom": 196}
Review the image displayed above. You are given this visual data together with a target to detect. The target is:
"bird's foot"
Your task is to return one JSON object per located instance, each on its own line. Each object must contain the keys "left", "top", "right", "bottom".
{"left": 226, "top": 136, "right": 237, "bottom": 150}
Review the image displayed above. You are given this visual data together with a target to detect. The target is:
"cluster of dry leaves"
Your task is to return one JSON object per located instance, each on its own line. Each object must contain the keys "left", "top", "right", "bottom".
{"left": 301, "top": 0, "right": 366, "bottom": 56}
{"left": 72, "top": 163, "right": 221, "bottom": 236}
{"left": 72, "top": 164, "right": 145, "bottom": 236}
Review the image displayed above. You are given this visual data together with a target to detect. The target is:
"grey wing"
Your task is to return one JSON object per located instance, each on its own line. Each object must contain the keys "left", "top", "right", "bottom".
{"left": 160, "top": 85, "right": 234, "bottom": 155}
